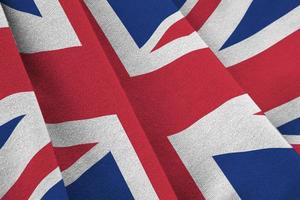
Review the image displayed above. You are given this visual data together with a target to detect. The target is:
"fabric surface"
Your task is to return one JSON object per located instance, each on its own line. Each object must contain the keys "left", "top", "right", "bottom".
{"left": 0, "top": 1, "right": 300, "bottom": 200}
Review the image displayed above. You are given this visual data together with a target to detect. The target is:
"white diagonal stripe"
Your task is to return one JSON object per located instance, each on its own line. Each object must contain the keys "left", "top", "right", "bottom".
{"left": 48, "top": 114, "right": 158, "bottom": 200}
{"left": 216, "top": 6, "right": 300, "bottom": 67}
{"left": 283, "top": 135, "right": 300, "bottom": 145}
{"left": 265, "top": 97, "right": 300, "bottom": 127}
{"left": 2, "top": 0, "right": 81, "bottom": 53}
{"left": 0, "top": 92, "right": 51, "bottom": 198}
{"left": 0, "top": 5, "right": 8, "bottom": 28}
{"left": 179, "top": 0, "right": 199, "bottom": 16}
{"left": 29, "top": 167, "right": 63, "bottom": 200}
{"left": 168, "top": 94, "right": 290, "bottom": 200}
{"left": 84, "top": 0, "right": 206, "bottom": 76}
{"left": 199, "top": 0, "right": 252, "bottom": 51}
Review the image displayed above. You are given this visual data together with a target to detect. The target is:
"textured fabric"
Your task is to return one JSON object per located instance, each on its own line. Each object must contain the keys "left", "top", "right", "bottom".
{"left": 0, "top": 1, "right": 300, "bottom": 200}
{"left": 188, "top": 0, "right": 300, "bottom": 154}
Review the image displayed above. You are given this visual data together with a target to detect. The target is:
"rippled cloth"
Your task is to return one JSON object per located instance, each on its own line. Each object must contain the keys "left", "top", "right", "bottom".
{"left": 0, "top": 1, "right": 300, "bottom": 200}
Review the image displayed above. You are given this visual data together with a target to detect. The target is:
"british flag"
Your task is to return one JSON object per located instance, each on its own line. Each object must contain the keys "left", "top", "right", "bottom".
{"left": 2, "top": 0, "right": 175, "bottom": 199}
{"left": 1, "top": 0, "right": 300, "bottom": 199}
{"left": 0, "top": 5, "right": 68, "bottom": 199}
{"left": 193, "top": 0, "right": 300, "bottom": 153}
{"left": 83, "top": 0, "right": 300, "bottom": 199}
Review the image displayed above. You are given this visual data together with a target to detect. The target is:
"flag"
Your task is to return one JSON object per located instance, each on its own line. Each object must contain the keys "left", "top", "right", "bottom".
{"left": 2, "top": 0, "right": 176, "bottom": 199}
{"left": 191, "top": 0, "right": 300, "bottom": 153}
{"left": 83, "top": 0, "right": 300, "bottom": 199}
{"left": 1, "top": 0, "right": 300, "bottom": 199}
{"left": 0, "top": 6, "right": 68, "bottom": 200}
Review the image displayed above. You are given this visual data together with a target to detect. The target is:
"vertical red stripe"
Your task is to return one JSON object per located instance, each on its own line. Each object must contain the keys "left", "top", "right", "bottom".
{"left": 0, "top": 28, "right": 32, "bottom": 100}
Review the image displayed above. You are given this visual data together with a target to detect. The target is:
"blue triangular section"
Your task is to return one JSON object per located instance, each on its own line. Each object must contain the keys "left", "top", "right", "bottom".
{"left": 220, "top": 0, "right": 300, "bottom": 49}
{"left": 214, "top": 148, "right": 300, "bottom": 199}
{"left": 0, "top": 115, "right": 25, "bottom": 148}
{"left": 67, "top": 152, "right": 134, "bottom": 200}
{"left": 0, "top": 0, "right": 42, "bottom": 17}
{"left": 41, "top": 180, "right": 69, "bottom": 200}
{"left": 171, "top": 0, "right": 187, "bottom": 9}
{"left": 107, "top": 0, "right": 186, "bottom": 47}
{"left": 278, "top": 117, "right": 300, "bottom": 135}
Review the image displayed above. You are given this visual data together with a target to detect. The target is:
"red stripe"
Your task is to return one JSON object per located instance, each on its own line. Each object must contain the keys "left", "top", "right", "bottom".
{"left": 153, "top": 0, "right": 221, "bottom": 51}
{"left": 185, "top": 0, "right": 221, "bottom": 31}
{"left": 54, "top": 143, "right": 97, "bottom": 171}
{"left": 292, "top": 145, "right": 300, "bottom": 155}
{"left": 0, "top": 28, "right": 32, "bottom": 100}
{"left": 229, "top": 30, "right": 300, "bottom": 112}
{"left": 152, "top": 17, "right": 194, "bottom": 51}
{"left": 2, "top": 143, "right": 58, "bottom": 200}
{"left": 84, "top": 1, "right": 245, "bottom": 198}
{"left": 21, "top": 1, "right": 178, "bottom": 199}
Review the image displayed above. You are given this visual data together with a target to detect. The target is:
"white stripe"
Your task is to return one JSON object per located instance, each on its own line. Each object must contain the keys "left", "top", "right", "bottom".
{"left": 48, "top": 115, "right": 123, "bottom": 147}
{"left": 48, "top": 115, "right": 159, "bottom": 200}
{"left": 140, "top": 11, "right": 183, "bottom": 52}
{"left": 2, "top": 0, "right": 81, "bottom": 53}
{"left": 179, "top": 0, "right": 199, "bottom": 16}
{"left": 168, "top": 94, "right": 290, "bottom": 200}
{"left": 61, "top": 145, "right": 108, "bottom": 186}
{"left": 199, "top": 0, "right": 252, "bottom": 51}
{"left": 141, "top": 0, "right": 201, "bottom": 52}
{"left": 142, "top": 31, "right": 206, "bottom": 74}
{"left": 0, "top": 5, "right": 8, "bottom": 28}
{"left": 216, "top": 6, "right": 300, "bottom": 67}
{"left": 265, "top": 97, "right": 300, "bottom": 127}
{"left": 29, "top": 168, "right": 63, "bottom": 200}
{"left": 283, "top": 135, "right": 300, "bottom": 145}
{"left": 0, "top": 92, "right": 51, "bottom": 198}
{"left": 84, "top": 0, "right": 206, "bottom": 77}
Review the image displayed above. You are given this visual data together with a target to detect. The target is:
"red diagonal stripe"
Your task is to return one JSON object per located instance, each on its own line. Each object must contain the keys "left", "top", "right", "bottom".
{"left": 53, "top": 143, "right": 97, "bottom": 171}
{"left": 153, "top": 0, "right": 221, "bottom": 50}
{"left": 2, "top": 143, "right": 59, "bottom": 200}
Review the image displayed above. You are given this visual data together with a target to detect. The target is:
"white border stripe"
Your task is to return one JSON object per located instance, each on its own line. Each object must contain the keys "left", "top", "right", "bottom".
{"left": 180, "top": 0, "right": 199, "bottom": 16}
{"left": 265, "top": 97, "right": 300, "bottom": 127}
{"left": 84, "top": 0, "right": 206, "bottom": 76}
{"left": 199, "top": 0, "right": 252, "bottom": 51}
{"left": 0, "top": 92, "right": 50, "bottom": 198}
{"left": 0, "top": 5, "right": 8, "bottom": 28}
{"left": 283, "top": 135, "right": 300, "bottom": 145}
{"left": 216, "top": 6, "right": 300, "bottom": 67}
{"left": 29, "top": 168, "right": 63, "bottom": 200}
{"left": 168, "top": 94, "right": 290, "bottom": 200}
{"left": 3, "top": 0, "right": 81, "bottom": 53}
{"left": 61, "top": 145, "right": 107, "bottom": 186}
{"left": 48, "top": 115, "right": 159, "bottom": 200}
{"left": 141, "top": 11, "right": 183, "bottom": 52}
{"left": 141, "top": 0, "right": 201, "bottom": 52}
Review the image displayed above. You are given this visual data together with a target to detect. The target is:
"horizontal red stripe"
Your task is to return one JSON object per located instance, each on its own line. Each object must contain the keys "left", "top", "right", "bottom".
{"left": 229, "top": 30, "right": 300, "bottom": 111}
{"left": 3, "top": 143, "right": 58, "bottom": 200}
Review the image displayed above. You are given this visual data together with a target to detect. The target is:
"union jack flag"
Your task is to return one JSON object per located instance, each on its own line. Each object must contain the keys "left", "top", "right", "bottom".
{"left": 194, "top": 0, "right": 300, "bottom": 153}
{"left": 1, "top": 0, "right": 300, "bottom": 199}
